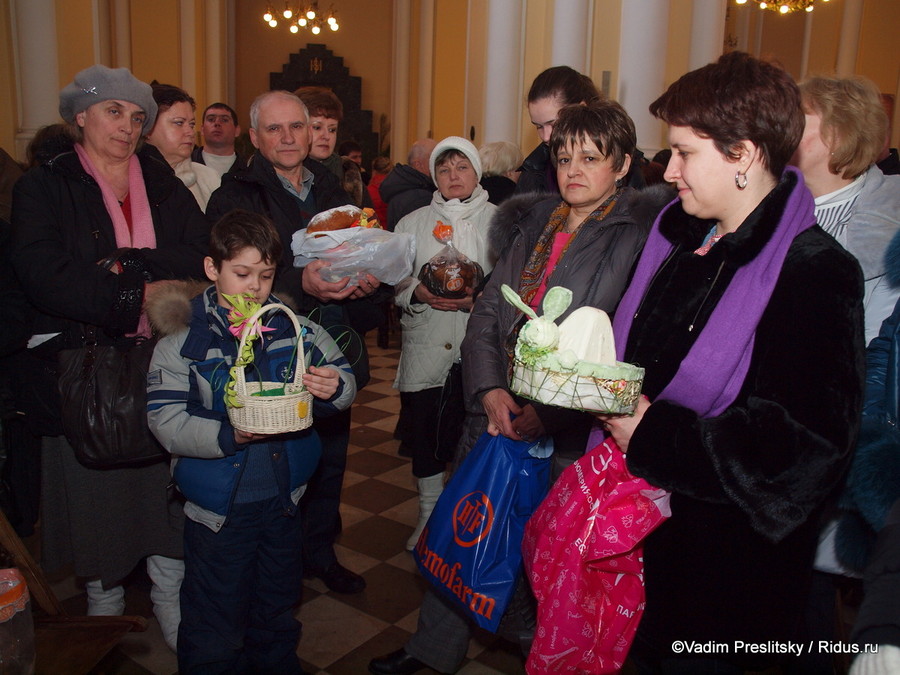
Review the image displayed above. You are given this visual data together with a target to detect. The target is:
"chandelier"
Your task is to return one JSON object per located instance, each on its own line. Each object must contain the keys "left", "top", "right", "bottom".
{"left": 262, "top": 2, "right": 340, "bottom": 34}
{"left": 734, "top": 0, "right": 830, "bottom": 13}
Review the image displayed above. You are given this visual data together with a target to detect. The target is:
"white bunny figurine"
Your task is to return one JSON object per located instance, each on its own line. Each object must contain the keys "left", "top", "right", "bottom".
{"left": 500, "top": 284, "right": 573, "bottom": 364}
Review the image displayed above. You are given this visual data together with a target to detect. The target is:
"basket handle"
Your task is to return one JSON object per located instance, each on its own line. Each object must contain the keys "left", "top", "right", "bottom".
{"left": 235, "top": 303, "right": 306, "bottom": 389}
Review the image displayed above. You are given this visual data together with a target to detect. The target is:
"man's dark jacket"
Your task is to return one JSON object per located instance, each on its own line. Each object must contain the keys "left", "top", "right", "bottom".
{"left": 206, "top": 151, "right": 377, "bottom": 385}
{"left": 378, "top": 163, "right": 435, "bottom": 231}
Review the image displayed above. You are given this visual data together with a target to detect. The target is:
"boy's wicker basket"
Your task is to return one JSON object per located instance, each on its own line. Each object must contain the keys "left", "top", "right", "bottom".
{"left": 227, "top": 303, "right": 313, "bottom": 434}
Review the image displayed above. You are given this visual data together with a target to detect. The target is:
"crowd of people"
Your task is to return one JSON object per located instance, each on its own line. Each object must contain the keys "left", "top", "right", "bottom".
{"left": 1, "top": 50, "right": 899, "bottom": 675}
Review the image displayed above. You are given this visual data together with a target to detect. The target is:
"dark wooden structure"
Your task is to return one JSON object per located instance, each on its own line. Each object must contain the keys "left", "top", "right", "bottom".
{"left": 0, "top": 509, "right": 147, "bottom": 674}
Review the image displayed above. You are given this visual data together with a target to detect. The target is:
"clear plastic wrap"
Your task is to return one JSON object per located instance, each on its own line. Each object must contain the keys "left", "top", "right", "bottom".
{"left": 292, "top": 226, "right": 416, "bottom": 286}
{"left": 417, "top": 221, "right": 484, "bottom": 298}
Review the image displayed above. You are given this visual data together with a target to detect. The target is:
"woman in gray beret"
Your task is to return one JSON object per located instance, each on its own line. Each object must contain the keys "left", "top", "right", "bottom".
{"left": 10, "top": 64, "right": 209, "bottom": 652}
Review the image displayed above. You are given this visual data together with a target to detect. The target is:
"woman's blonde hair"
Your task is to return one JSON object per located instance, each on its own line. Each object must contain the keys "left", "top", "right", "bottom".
{"left": 799, "top": 76, "right": 888, "bottom": 180}
{"left": 478, "top": 141, "right": 523, "bottom": 177}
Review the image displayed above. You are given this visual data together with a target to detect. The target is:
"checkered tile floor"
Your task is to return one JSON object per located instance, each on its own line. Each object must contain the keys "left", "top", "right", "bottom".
{"left": 46, "top": 332, "right": 527, "bottom": 674}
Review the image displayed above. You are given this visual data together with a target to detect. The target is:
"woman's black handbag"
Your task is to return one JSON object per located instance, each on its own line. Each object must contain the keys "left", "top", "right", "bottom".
{"left": 57, "top": 325, "right": 166, "bottom": 469}
{"left": 434, "top": 361, "right": 466, "bottom": 462}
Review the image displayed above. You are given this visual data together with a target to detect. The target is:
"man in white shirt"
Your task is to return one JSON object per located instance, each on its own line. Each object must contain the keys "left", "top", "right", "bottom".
{"left": 191, "top": 102, "right": 247, "bottom": 176}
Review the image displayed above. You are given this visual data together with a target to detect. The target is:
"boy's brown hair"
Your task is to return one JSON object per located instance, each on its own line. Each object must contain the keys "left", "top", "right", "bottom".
{"left": 208, "top": 209, "right": 283, "bottom": 268}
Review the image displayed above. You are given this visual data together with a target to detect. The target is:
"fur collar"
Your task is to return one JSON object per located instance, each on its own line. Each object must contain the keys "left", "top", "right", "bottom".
{"left": 145, "top": 280, "right": 299, "bottom": 337}
{"left": 145, "top": 280, "right": 209, "bottom": 336}
{"left": 487, "top": 192, "right": 554, "bottom": 256}
{"left": 658, "top": 170, "right": 800, "bottom": 268}
{"left": 488, "top": 184, "right": 676, "bottom": 258}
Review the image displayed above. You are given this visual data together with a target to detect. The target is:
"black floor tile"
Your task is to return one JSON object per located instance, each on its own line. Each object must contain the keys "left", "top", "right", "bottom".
{"left": 339, "top": 514, "right": 414, "bottom": 561}
{"left": 346, "top": 448, "right": 407, "bottom": 478}
{"left": 349, "top": 426, "right": 395, "bottom": 448}
{"left": 327, "top": 561, "right": 429, "bottom": 625}
{"left": 341, "top": 479, "right": 415, "bottom": 517}
{"left": 351, "top": 405, "right": 395, "bottom": 425}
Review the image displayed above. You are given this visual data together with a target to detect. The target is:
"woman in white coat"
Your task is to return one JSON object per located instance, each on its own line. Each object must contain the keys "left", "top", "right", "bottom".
{"left": 393, "top": 136, "right": 496, "bottom": 550}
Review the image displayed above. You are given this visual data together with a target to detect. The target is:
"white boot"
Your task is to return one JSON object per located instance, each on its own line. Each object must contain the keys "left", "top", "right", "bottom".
{"left": 406, "top": 473, "right": 444, "bottom": 551}
{"left": 147, "top": 555, "right": 184, "bottom": 653}
{"left": 85, "top": 580, "right": 126, "bottom": 616}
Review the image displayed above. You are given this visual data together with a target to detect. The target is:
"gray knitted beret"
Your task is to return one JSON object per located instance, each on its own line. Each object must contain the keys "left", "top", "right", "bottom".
{"left": 59, "top": 65, "right": 157, "bottom": 134}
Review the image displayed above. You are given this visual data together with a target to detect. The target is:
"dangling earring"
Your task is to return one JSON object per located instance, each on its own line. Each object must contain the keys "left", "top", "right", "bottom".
{"left": 735, "top": 171, "right": 748, "bottom": 190}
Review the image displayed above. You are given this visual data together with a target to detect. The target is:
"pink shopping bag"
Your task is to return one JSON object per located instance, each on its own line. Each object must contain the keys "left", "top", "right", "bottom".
{"left": 522, "top": 434, "right": 670, "bottom": 674}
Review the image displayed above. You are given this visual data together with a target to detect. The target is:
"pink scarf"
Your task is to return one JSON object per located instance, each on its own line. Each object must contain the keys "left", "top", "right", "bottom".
{"left": 74, "top": 143, "right": 156, "bottom": 249}
{"left": 75, "top": 144, "right": 156, "bottom": 337}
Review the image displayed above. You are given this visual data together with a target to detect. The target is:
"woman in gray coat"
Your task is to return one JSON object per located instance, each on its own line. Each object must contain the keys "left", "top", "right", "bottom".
{"left": 369, "top": 99, "right": 671, "bottom": 675}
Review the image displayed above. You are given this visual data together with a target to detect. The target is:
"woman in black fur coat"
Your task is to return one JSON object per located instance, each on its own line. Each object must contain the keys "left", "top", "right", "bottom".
{"left": 601, "top": 52, "right": 865, "bottom": 673}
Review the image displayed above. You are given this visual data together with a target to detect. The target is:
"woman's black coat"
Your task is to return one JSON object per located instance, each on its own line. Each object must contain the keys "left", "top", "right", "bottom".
{"left": 623, "top": 172, "right": 865, "bottom": 669}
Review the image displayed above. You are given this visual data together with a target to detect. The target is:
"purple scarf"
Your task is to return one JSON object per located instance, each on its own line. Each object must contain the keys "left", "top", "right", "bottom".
{"left": 612, "top": 167, "right": 815, "bottom": 419}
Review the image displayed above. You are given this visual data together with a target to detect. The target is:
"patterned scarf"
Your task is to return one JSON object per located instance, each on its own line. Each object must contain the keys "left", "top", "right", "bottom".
{"left": 507, "top": 188, "right": 622, "bottom": 366}
{"left": 517, "top": 188, "right": 622, "bottom": 306}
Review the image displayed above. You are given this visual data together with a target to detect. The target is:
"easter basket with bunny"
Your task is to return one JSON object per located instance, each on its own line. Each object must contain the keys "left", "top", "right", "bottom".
{"left": 502, "top": 284, "right": 644, "bottom": 415}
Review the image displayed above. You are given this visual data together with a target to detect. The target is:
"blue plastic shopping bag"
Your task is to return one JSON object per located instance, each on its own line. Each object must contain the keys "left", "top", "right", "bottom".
{"left": 413, "top": 431, "right": 552, "bottom": 631}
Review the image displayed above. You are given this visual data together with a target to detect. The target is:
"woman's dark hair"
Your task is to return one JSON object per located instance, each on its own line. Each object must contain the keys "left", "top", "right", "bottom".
{"left": 209, "top": 210, "right": 283, "bottom": 268}
{"left": 548, "top": 100, "right": 636, "bottom": 173}
{"left": 294, "top": 86, "right": 344, "bottom": 121}
{"left": 434, "top": 149, "right": 467, "bottom": 168}
{"left": 527, "top": 66, "right": 602, "bottom": 106}
{"left": 338, "top": 140, "right": 361, "bottom": 156}
{"left": 649, "top": 51, "right": 803, "bottom": 177}
{"left": 150, "top": 83, "right": 195, "bottom": 114}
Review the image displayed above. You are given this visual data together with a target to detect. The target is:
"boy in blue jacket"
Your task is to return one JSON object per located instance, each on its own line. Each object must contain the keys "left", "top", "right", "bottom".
{"left": 147, "top": 209, "right": 356, "bottom": 674}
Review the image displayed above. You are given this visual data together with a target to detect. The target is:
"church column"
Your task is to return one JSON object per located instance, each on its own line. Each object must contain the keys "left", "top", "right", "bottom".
{"left": 204, "top": 0, "right": 226, "bottom": 104}
{"left": 12, "top": 0, "right": 60, "bottom": 158}
{"left": 417, "top": 0, "right": 435, "bottom": 139}
{"left": 752, "top": 10, "right": 764, "bottom": 57}
{"left": 617, "top": 1, "right": 670, "bottom": 157}
{"left": 800, "top": 10, "right": 813, "bottom": 79}
{"left": 483, "top": 0, "right": 524, "bottom": 143}
{"left": 180, "top": 0, "right": 197, "bottom": 96}
{"left": 551, "top": 0, "right": 591, "bottom": 72}
{"left": 112, "top": 0, "right": 131, "bottom": 68}
{"left": 391, "top": 0, "right": 412, "bottom": 164}
{"left": 835, "top": 0, "right": 863, "bottom": 76}
{"left": 92, "top": 0, "right": 112, "bottom": 65}
{"left": 735, "top": 4, "right": 751, "bottom": 52}
{"left": 689, "top": 0, "right": 726, "bottom": 70}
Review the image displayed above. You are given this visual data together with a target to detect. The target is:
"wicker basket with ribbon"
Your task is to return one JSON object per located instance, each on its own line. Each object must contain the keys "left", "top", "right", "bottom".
{"left": 226, "top": 303, "right": 313, "bottom": 434}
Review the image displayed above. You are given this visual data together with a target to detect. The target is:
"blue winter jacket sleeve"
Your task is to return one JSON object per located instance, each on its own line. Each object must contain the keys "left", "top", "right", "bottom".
{"left": 864, "top": 298, "right": 900, "bottom": 421}
{"left": 147, "top": 300, "right": 356, "bottom": 460}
